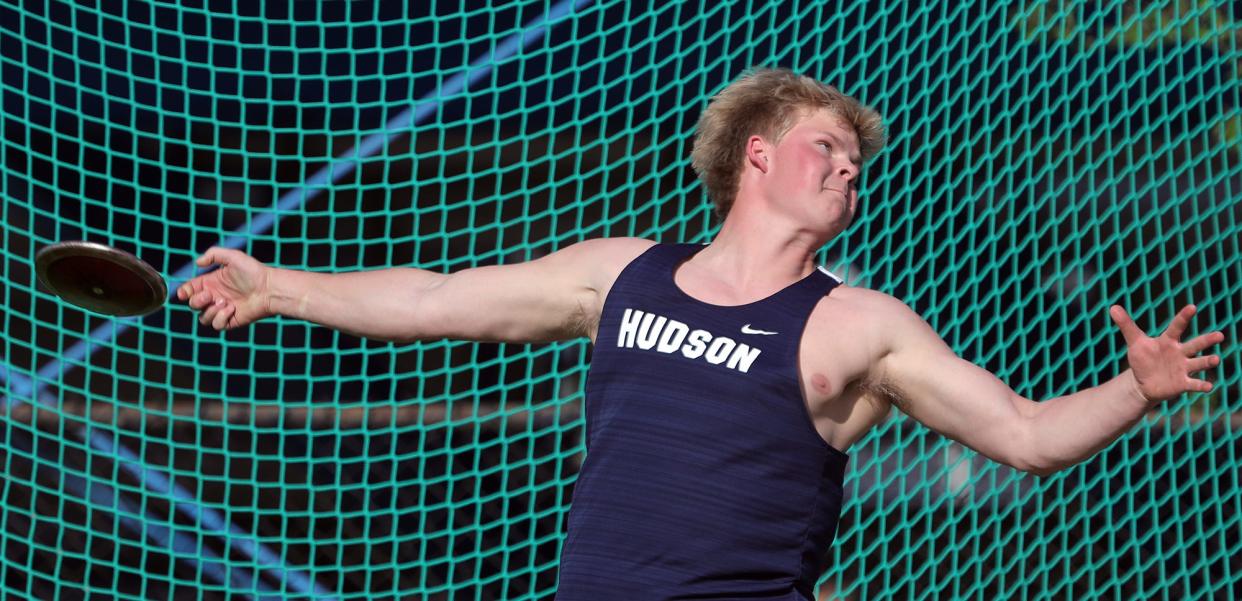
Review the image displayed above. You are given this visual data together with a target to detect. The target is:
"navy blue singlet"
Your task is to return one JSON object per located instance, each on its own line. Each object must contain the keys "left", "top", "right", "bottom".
{"left": 556, "top": 243, "right": 849, "bottom": 601}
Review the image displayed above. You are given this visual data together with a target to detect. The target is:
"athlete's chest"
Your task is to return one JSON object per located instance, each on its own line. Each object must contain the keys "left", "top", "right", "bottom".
{"left": 795, "top": 294, "right": 892, "bottom": 449}
{"left": 797, "top": 300, "right": 876, "bottom": 395}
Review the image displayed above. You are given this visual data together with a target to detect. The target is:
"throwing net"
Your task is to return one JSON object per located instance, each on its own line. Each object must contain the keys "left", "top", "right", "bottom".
{"left": 1, "top": 1, "right": 1238, "bottom": 599}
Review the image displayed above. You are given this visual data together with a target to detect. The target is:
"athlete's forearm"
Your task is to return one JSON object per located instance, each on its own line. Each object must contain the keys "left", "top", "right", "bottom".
{"left": 266, "top": 266, "right": 446, "bottom": 341}
{"left": 1025, "top": 370, "right": 1151, "bottom": 475}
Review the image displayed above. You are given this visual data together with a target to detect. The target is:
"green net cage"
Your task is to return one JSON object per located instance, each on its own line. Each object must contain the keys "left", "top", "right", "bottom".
{"left": 1, "top": 1, "right": 1239, "bottom": 599}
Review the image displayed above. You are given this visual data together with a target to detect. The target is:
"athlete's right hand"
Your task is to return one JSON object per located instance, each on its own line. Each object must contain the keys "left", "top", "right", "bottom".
{"left": 176, "top": 247, "right": 273, "bottom": 330}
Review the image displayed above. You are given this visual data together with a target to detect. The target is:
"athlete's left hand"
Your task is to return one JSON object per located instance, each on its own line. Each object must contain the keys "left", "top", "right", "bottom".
{"left": 1110, "top": 304, "right": 1224, "bottom": 404}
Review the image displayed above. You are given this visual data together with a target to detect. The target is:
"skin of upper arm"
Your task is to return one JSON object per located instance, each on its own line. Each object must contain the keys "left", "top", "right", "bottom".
{"left": 863, "top": 291, "right": 1041, "bottom": 472}
{"left": 413, "top": 237, "right": 654, "bottom": 343}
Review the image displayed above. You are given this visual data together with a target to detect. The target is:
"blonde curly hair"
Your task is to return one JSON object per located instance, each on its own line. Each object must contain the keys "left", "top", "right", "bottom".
{"left": 690, "top": 68, "right": 886, "bottom": 219}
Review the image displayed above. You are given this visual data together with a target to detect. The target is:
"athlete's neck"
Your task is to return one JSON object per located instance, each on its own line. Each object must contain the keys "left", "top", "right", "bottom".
{"left": 691, "top": 202, "right": 825, "bottom": 293}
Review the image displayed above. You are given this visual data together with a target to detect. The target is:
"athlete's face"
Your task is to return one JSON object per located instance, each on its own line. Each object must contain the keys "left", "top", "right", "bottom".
{"left": 761, "top": 108, "right": 862, "bottom": 238}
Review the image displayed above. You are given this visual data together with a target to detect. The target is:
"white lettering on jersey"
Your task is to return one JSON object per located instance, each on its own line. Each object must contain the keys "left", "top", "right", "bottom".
{"left": 682, "top": 329, "right": 710, "bottom": 359}
{"left": 656, "top": 320, "right": 689, "bottom": 352}
{"left": 618, "top": 308, "right": 644, "bottom": 347}
{"left": 636, "top": 313, "right": 665, "bottom": 350}
{"left": 726, "top": 344, "right": 762, "bottom": 372}
{"left": 615, "top": 308, "right": 762, "bottom": 373}
{"left": 704, "top": 337, "right": 736, "bottom": 365}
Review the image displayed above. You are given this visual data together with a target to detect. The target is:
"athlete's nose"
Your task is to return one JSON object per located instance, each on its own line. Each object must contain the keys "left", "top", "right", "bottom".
{"left": 839, "top": 162, "right": 858, "bottom": 183}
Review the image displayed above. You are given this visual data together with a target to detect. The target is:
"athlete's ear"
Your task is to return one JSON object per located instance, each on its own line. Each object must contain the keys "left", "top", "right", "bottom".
{"left": 745, "top": 135, "right": 770, "bottom": 173}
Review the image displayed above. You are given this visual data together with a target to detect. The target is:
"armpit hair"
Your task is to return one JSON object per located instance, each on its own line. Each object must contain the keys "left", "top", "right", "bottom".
{"left": 567, "top": 298, "right": 594, "bottom": 339}
{"left": 861, "top": 375, "right": 909, "bottom": 413}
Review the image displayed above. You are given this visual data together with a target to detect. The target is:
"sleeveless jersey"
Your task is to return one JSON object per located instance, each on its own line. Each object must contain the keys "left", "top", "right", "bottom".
{"left": 556, "top": 242, "right": 849, "bottom": 600}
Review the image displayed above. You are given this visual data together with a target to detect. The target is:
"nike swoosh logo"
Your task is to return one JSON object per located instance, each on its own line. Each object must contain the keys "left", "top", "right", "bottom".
{"left": 740, "top": 324, "right": 778, "bottom": 335}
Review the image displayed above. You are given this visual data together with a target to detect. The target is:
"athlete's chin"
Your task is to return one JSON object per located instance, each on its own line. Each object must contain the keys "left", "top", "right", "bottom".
{"left": 811, "top": 215, "right": 852, "bottom": 241}
{"left": 824, "top": 192, "right": 856, "bottom": 217}
{"left": 824, "top": 203, "right": 855, "bottom": 227}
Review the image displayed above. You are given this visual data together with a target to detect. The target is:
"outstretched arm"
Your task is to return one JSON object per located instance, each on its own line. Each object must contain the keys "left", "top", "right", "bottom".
{"left": 176, "top": 238, "right": 653, "bottom": 343}
{"left": 872, "top": 298, "right": 1223, "bottom": 476}
{"left": 1023, "top": 305, "right": 1223, "bottom": 471}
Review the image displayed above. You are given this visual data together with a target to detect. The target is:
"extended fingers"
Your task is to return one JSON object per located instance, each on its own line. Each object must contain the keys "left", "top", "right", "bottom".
{"left": 1186, "top": 354, "right": 1220, "bottom": 373}
{"left": 1185, "top": 379, "right": 1214, "bottom": 394}
{"left": 1164, "top": 304, "right": 1196, "bottom": 340}
{"left": 1183, "top": 331, "right": 1225, "bottom": 356}
{"left": 1109, "top": 305, "right": 1144, "bottom": 345}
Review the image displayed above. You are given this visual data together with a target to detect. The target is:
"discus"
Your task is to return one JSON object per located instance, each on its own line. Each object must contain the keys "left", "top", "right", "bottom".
{"left": 35, "top": 241, "right": 167, "bottom": 317}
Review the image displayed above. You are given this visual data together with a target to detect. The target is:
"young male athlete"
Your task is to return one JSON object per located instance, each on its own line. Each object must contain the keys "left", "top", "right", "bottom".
{"left": 177, "top": 68, "right": 1224, "bottom": 600}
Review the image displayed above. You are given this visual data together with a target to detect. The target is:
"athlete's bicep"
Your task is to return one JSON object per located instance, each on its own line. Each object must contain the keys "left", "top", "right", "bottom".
{"left": 870, "top": 295, "right": 1040, "bottom": 472}
{"left": 416, "top": 237, "right": 653, "bottom": 343}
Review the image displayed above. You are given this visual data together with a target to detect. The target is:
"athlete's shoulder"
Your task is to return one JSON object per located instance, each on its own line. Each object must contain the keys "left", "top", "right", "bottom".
{"left": 812, "top": 284, "right": 925, "bottom": 335}
{"left": 812, "top": 284, "right": 939, "bottom": 354}
{"left": 561, "top": 236, "right": 657, "bottom": 277}
{"left": 558, "top": 238, "right": 656, "bottom": 341}
{"left": 822, "top": 284, "right": 906, "bottom": 311}
{"left": 540, "top": 237, "right": 655, "bottom": 297}
{"left": 568, "top": 236, "right": 657, "bottom": 257}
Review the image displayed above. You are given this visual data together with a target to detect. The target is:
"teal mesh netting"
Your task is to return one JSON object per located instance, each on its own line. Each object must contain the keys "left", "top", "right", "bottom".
{"left": 1, "top": 1, "right": 1238, "bottom": 599}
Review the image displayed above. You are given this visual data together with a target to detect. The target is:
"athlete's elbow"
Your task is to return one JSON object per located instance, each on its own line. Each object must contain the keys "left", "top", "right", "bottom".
{"left": 1008, "top": 435, "right": 1098, "bottom": 478}
{"left": 1018, "top": 442, "right": 1076, "bottom": 478}
{"left": 1008, "top": 397, "right": 1060, "bottom": 477}
{"left": 1002, "top": 449, "right": 1059, "bottom": 477}
{"left": 1022, "top": 461, "right": 1060, "bottom": 478}
{"left": 1002, "top": 449, "right": 1057, "bottom": 478}
{"left": 1007, "top": 420, "right": 1060, "bottom": 477}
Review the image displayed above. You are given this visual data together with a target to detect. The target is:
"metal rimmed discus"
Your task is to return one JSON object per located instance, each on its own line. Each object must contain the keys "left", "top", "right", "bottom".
{"left": 35, "top": 241, "right": 167, "bottom": 317}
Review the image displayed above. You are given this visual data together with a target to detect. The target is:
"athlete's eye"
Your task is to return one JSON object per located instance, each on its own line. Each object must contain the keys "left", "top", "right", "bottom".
{"left": 819, "top": 142, "right": 832, "bottom": 152}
